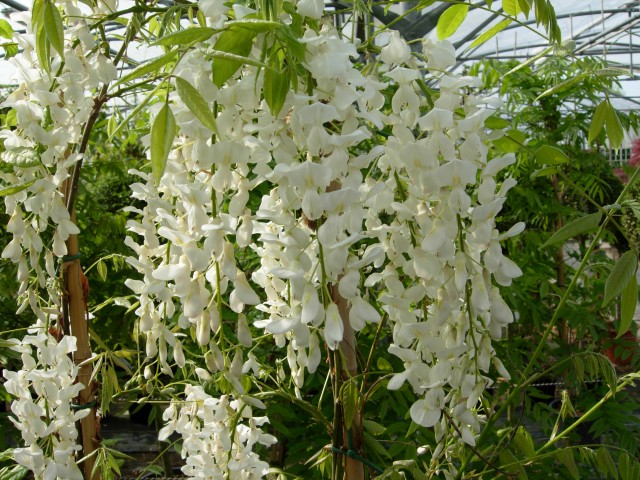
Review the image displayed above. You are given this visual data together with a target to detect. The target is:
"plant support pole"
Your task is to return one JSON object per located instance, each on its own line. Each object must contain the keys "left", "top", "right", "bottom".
{"left": 332, "top": 286, "right": 365, "bottom": 480}
{"left": 65, "top": 222, "right": 99, "bottom": 480}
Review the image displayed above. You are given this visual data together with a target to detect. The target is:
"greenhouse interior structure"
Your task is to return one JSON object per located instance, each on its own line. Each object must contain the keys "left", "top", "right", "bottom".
{"left": 1, "top": 0, "right": 640, "bottom": 479}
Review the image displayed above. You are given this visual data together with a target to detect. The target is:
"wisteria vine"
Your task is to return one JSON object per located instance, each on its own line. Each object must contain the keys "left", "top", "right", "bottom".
{"left": 0, "top": 0, "right": 523, "bottom": 478}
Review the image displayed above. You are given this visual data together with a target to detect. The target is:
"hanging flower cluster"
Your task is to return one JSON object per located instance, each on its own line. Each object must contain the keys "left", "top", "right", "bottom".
{"left": 0, "top": 0, "right": 524, "bottom": 475}
{"left": 123, "top": 13, "right": 521, "bottom": 474}
{"left": 0, "top": 3, "right": 116, "bottom": 478}
{"left": 3, "top": 332, "right": 89, "bottom": 479}
{"left": 158, "top": 385, "right": 276, "bottom": 479}
{"left": 1, "top": 5, "right": 115, "bottom": 299}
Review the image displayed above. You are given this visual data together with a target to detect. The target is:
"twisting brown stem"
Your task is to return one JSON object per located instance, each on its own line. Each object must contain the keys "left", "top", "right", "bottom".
{"left": 65, "top": 85, "right": 108, "bottom": 215}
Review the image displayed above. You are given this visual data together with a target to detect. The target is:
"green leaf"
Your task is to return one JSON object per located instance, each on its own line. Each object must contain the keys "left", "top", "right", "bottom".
{"left": 618, "top": 274, "right": 638, "bottom": 338}
{"left": 152, "top": 27, "right": 216, "bottom": 46}
{"left": 505, "top": 45, "right": 553, "bottom": 76}
{"left": 2, "top": 42, "right": 18, "bottom": 59}
{"left": 493, "top": 129, "right": 526, "bottom": 153}
{"left": 605, "top": 102, "right": 624, "bottom": 149}
{"left": 535, "top": 145, "right": 569, "bottom": 165}
{"left": 535, "top": 74, "right": 586, "bottom": 102}
{"left": 499, "top": 449, "right": 527, "bottom": 478}
{"left": 108, "top": 83, "right": 163, "bottom": 142}
{"left": 363, "top": 419, "right": 386, "bottom": 436}
{"left": 518, "top": 0, "right": 531, "bottom": 17}
{"left": 503, "top": 0, "right": 522, "bottom": 16}
{"left": 263, "top": 66, "right": 290, "bottom": 117}
{"left": 596, "top": 67, "right": 631, "bottom": 77}
{"left": 43, "top": 0, "right": 64, "bottom": 57}
{"left": 107, "top": 112, "right": 117, "bottom": 137}
{"left": 485, "top": 116, "right": 510, "bottom": 129}
{"left": 340, "top": 379, "right": 359, "bottom": 430}
{"left": 541, "top": 212, "right": 602, "bottom": 248}
{"left": 175, "top": 77, "right": 219, "bottom": 135}
{"left": 618, "top": 453, "right": 640, "bottom": 480}
{"left": 227, "top": 19, "right": 282, "bottom": 33}
{"left": 557, "top": 389, "right": 576, "bottom": 421}
{"left": 512, "top": 426, "right": 535, "bottom": 459}
{"left": 598, "top": 354, "right": 617, "bottom": 394}
{"left": 436, "top": 4, "right": 469, "bottom": 40}
{"left": 35, "top": 19, "right": 50, "bottom": 73}
{"left": 595, "top": 447, "right": 617, "bottom": 480}
{"left": 212, "top": 28, "right": 257, "bottom": 87}
{"left": 0, "top": 463, "right": 29, "bottom": 480}
{"left": 210, "top": 49, "right": 269, "bottom": 70}
{"left": 0, "top": 180, "right": 36, "bottom": 197}
{"left": 363, "top": 432, "right": 391, "bottom": 459}
{"left": 376, "top": 357, "right": 392, "bottom": 371}
{"left": 556, "top": 448, "right": 579, "bottom": 480}
{"left": 588, "top": 101, "right": 608, "bottom": 144}
{"left": 32, "top": 0, "right": 45, "bottom": 29}
{"left": 3, "top": 147, "right": 41, "bottom": 167}
{"left": 530, "top": 166, "right": 558, "bottom": 179}
{"left": 603, "top": 250, "right": 638, "bottom": 307}
{"left": 97, "top": 260, "right": 108, "bottom": 282}
{"left": 279, "top": 25, "right": 306, "bottom": 62}
{"left": 114, "top": 50, "right": 179, "bottom": 87}
{"left": 619, "top": 453, "right": 631, "bottom": 480}
{"left": 0, "top": 19, "right": 13, "bottom": 39}
{"left": 468, "top": 19, "right": 511, "bottom": 49}
{"left": 150, "top": 102, "right": 176, "bottom": 184}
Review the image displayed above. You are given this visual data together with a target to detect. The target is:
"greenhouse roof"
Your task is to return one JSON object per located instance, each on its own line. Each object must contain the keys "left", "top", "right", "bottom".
{"left": 0, "top": 0, "right": 639, "bottom": 110}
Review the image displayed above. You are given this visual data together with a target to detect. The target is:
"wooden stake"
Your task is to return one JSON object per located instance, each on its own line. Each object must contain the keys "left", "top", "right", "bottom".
{"left": 65, "top": 216, "right": 100, "bottom": 479}
{"left": 332, "top": 285, "right": 365, "bottom": 480}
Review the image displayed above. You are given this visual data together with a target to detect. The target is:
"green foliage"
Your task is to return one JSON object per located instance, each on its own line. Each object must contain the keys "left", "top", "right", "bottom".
{"left": 0, "top": 450, "right": 28, "bottom": 480}
{"left": 436, "top": 4, "right": 468, "bottom": 40}
{"left": 175, "top": 77, "right": 219, "bottom": 134}
{"left": 541, "top": 213, "right": 602, "bottom": 248}
{"left": 150, "top": 102, "right": 176, "bottom": 184}
{"left": 90, "top": 439, "right": 133, "bottom": 480}
{"left": 212, "top": 27, "right": 257, "bottom": 87}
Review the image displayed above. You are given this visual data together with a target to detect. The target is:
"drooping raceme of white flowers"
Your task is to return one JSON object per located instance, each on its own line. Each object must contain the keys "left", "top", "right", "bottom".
{"left": 0, "top": 0, "right": 523, "bottom": 476}
{"left": 3, "top": 332, "right": 89, "bottom": 479}
{"left": 0, "top": 3, "right": 119, "bottom": 477}
{"left": 158, "top": 386, "right": 276, "bottom": 479}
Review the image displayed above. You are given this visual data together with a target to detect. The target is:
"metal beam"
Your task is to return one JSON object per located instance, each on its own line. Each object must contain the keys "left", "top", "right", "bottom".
{"left": 0, "top": 0, "right": 26, "bottom": 12}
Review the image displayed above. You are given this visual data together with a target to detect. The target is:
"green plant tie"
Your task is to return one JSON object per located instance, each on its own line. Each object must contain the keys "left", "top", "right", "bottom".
{"left": 62, "top": 253, "right": 82, "bottom": 262}
{"left": 330, "top": 446, "right": 384, "bottom": 474}
{"left": 71, "top": 400, "right": 96, "bottom": 410}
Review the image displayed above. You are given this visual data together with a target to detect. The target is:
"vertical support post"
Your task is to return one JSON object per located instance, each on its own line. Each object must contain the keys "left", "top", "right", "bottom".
{"left": 65, "top": 224, "right": 99, "bottom": 480}
{"left": 332, "top": 285, "right": 364, "bottom": 480}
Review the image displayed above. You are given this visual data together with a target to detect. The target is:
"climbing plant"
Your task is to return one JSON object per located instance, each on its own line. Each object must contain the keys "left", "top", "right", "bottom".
{"left": 0, "top": 1, "right": 639, "bottom": 479}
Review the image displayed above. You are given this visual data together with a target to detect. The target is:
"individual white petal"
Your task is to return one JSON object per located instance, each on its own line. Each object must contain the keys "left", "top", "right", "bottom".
{"left": 296, "top": 0, "right": 324, "bottom": 18}
{"left": 338, "top": 270, "right": 359, "bottom": 299}
{"left": 301, "top": 284, "right": 322, "bottom": 324}
{"left": 490, "top": 288, "right": 513, "bottom": 326}
{"left": 387, "top": 370, "right": 409, "bottom": 390}
{"left": 232, "top": 272, "right": 260, "bottom": 305}
{"left": 410, "top": 399, "right": 441, "bottom": 427}
{"left": 2, "top": 238, "right": 22, "bottom": 262}
{"left": 323, "top": 302, "right": 344, "bottom": 350}
{"left": 153, "top": 263, "right": 189, "bottom": 281}
{"left": 307, "top": 333, "right": 321, "bottom": 373}
{"left": 174, "top": 341, "right": 185, "bottom": 368}
{"left": 237, "top": 313, "right": 252, "bottom": 347}
{"left": 498, "top": 221, "right": 526, "bottom": 240}
{"left": 422, "top": 38, "right": 456, "bottom": 72}
{"left": 302, "top": 189, "right": 324, "bottom": 221}
{"left": 349, "top": 296, "right": 380, "bottom": 331}
{"left": 381, "top": 31, "right": 411, "bottom": 65}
